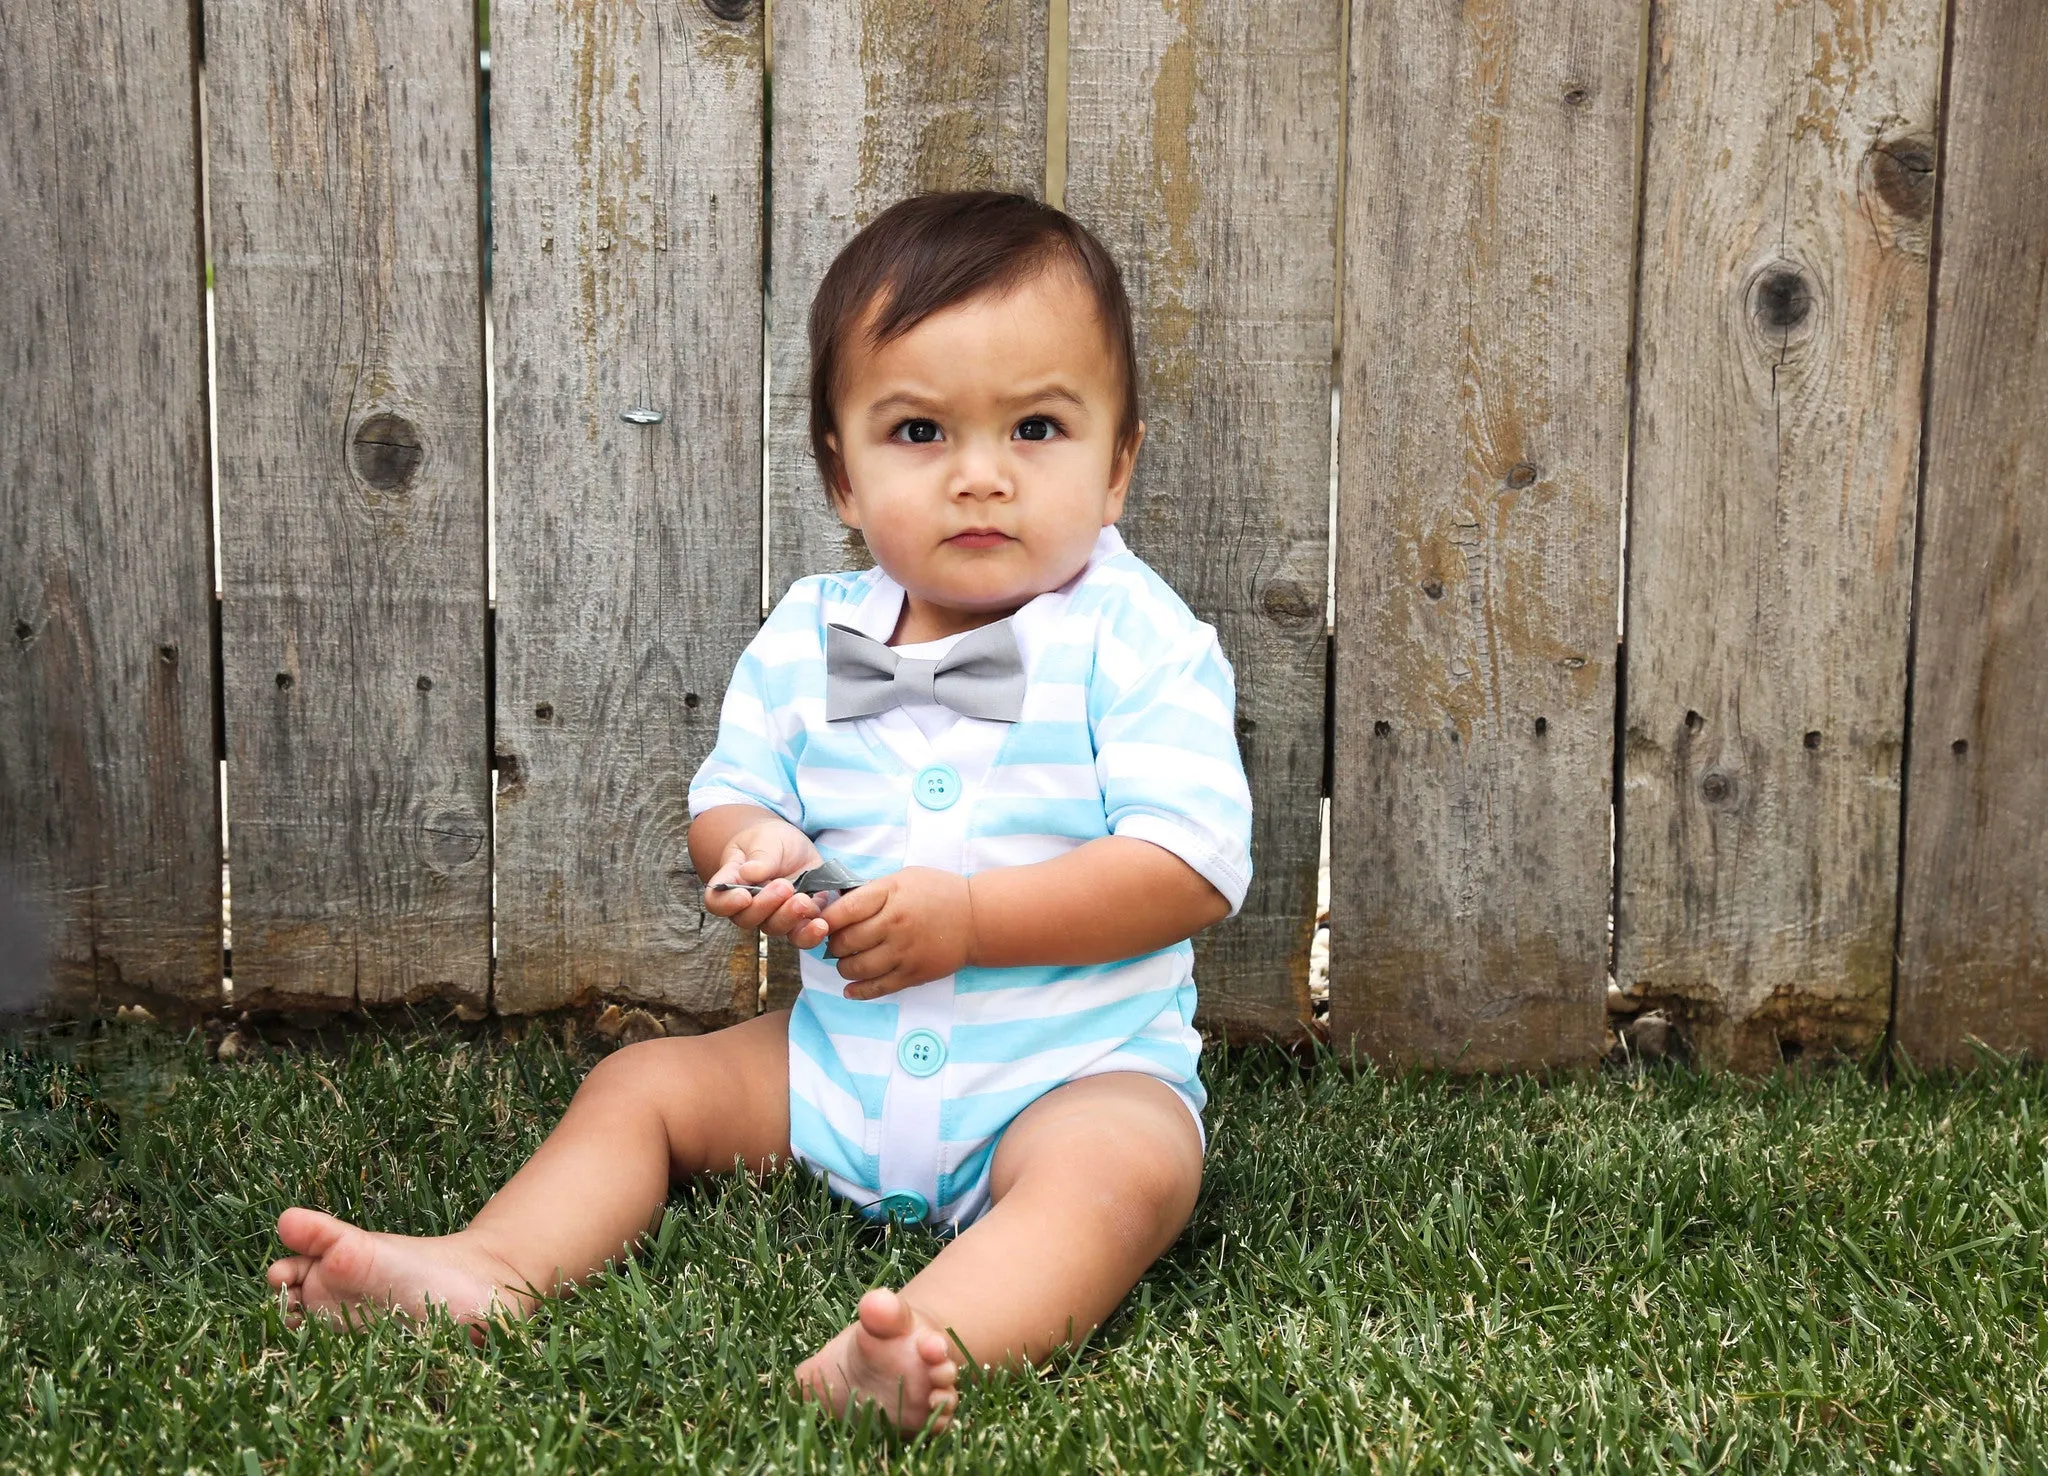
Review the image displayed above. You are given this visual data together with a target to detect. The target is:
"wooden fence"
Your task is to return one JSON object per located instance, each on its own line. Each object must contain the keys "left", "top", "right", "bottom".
{"left": 3, "top": 0, "right": 2043, "bottom": 1071}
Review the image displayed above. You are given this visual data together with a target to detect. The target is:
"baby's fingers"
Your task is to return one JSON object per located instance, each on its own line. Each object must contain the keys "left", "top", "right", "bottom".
{"left": 758, "top": 890, "right": 826, "bottom": 943}
{"left": 707, "top": 877, "right": 795, "bottom": 931}
{"left": 824, "top": 914, "right": 890, "bottom": 960}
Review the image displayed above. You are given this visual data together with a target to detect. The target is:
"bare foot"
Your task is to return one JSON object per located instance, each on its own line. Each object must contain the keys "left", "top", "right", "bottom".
{"left": 264, "top": 1207, "right": 535, "bottom": 1332}
{"left": 797, "top": 1288, "right": 961, "bottom": 1433}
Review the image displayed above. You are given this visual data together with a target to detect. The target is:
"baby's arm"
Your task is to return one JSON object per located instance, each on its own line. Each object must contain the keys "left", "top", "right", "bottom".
{"left": 689, "top": 803, "right": 833, "bottom": 951}
{"left": 818, "top": 840, "right": 1229, "bottom": 1002}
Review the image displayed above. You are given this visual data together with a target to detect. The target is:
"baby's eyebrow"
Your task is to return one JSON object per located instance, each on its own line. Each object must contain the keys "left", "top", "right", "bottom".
{"left": 1009, "top": 384, "right": 1087, "bottom": 411}
{"left": 865, "top": 391, "right": 944, "bottom": 421}
{"left": 862, "top": 384, "right": 1090, "bottom": 424}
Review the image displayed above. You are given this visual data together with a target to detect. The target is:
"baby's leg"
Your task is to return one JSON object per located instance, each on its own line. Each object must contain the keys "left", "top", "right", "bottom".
{"left": 796, "top": 1072, "right": 1202, "bottom": 1431}
{"left": 266, "top": 1008, "right": 792, "bottom": 1328}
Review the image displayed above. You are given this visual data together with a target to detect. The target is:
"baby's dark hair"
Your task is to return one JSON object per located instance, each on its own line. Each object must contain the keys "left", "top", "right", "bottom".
{"left": 807, "top": 191, "right": 1141, "bottom": 497}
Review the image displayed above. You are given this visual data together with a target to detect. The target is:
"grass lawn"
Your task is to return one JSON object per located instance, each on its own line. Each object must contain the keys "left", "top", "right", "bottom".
{"left": 4, "top": 1022, "right": 2046, "bottom": 1473}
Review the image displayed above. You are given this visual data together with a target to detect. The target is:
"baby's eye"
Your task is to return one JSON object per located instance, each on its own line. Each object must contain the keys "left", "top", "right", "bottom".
{"left": 1014, "top": 416, "right": 1062, "bottom": 442}
{"left": 891, "top": 419, "right": 944, "bottom": 445}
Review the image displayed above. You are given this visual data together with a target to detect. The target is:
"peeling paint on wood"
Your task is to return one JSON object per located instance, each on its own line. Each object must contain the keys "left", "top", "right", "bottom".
{"left": 1896, "top": 0, "right": 2048, "bottom": 1067}
{"left": 1617, "top": 0, "right": 1942, "bottom": 1071}
{"left": 206, "top": 0, "right": 490, "bottom": 1011}
{"left": 1331, "top": 0, "right": 1639, "bottom": 1069}
{"left": 0, "top": 0, "right": 220, "bottom": 1011}
{"left": 491, "top": 0, "right": 764, "bottom": 1021}
{"left": 1066, "top": 0, "right": 1340, "bottom": 1040}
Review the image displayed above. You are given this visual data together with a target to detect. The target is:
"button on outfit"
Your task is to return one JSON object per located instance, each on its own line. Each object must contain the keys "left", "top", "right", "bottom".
{"left": 913, "top": 764, "right": 961, "bottom": 810}
{"left": 864, "top": 1191, "right": 931, "bottom": 1223}
{"left": 897, "top": 1028, "right": 947, "bottom": 1077}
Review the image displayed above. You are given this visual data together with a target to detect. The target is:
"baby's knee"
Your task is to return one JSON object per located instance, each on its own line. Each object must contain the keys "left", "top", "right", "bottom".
{"left": 577, "top": 1036, "right": 687, "bottom": 1103}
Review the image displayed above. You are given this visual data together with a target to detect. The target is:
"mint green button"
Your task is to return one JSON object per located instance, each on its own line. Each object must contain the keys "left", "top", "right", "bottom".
{"left": 897, "top": 1028, "right": 947, "bottom": 1077}
{"left": 913, "top": 764, "right": 961, "bottom": 810}
{"left": 864, "top": 1190, "right": 930, "bottom": 1224}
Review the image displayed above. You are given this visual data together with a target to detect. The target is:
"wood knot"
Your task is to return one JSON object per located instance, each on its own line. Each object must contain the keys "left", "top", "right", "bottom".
{"left": 350, "top": 413, "right": 424, "bottom": 492}
{"left": 1698, "top": 769, "right": 1737, "bottom": 807}
{"left": 158, "top": 644, "right": 178, "bottom": 664}
{"left": 1753, "top": 268, "right": 1811, "bottom": 331}
{"left": 1260, "top": 579, "right": 1319, "bottom": 625}
{"left": 1373, "top": 720, "right": 1392, "bottom": 738}
{"left": 13, "top": 620, "right": 32, "bottom": 641}
{"left": 417, "top": 805, "right": 487, "bottom": 873}
{"left": 1868, "top": 137, "right": 1935, "bottom": 220}
{"left": 1562, "top": 84, "right": 1591, "bottom": 108}
{"left": 1505, "top": 462, "right": 1539, "bottom": 489}
{"left": 703, "top": 0, "right": 752, "bottom": 18}
{"left": 1421, "top": 578, "right": 1445, "bottom": 601}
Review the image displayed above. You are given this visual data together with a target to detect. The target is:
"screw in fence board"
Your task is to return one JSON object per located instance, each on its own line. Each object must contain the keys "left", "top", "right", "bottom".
{"left": 205, "top": 0, "right": 490, "bottom": 1013}
{"left": 1895, "top": 0, "right": 2048, "bottom": 1067}
{"left": 488, "top": 0, "right": 765, "bottom": 1023}
{"left": 765, "top": 0, "right": 1048, "bottom": 606}
{"left": 0, "top": 0, "right": 221, "bottom": 1014}
{"left": 1064, "top": 0, "right": 1342, "bottom": 1041}
{"left": 1616, "top": 0, "right": 1943, "bottom": 1071}
{"left": 1329, "top": 0, "right": 1638, "bottom": 1070}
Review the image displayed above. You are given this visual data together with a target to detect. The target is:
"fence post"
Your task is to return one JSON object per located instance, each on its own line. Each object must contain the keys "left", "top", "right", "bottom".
{"left": 207, "top": 0, "right": 490, "bottom": 1011}
{"left": 1615, "top": 0, "right": 1944, "bottom": 1069}
{"left": 0, "top": 0, "right": 219, "bottom": 1013}
{"left": 1065, "top": 0, "right": 1341, "bottom": 1039}
{"left": 489, "top": 0, "right": 767, "bottom": 1024}
{"left": 1330, "top": 0, "right": 1639, "bottom": 1068}
{"left": 1896, "top": 0, "right": 2048, "bottom": 1066}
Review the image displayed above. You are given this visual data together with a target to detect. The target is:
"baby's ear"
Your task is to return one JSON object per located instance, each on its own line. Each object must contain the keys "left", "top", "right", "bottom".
{"left": 1104, "top": 421, "right": 1146, "bottom": 518}
{"left": 822, "top": 434, "right": 862, "bottom": 526}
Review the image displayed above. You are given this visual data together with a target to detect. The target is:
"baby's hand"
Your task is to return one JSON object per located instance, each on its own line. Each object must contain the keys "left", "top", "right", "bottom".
{"left": 820, "top": 868, "right": 975, "bottom": 1001}
{"left": 704, "top": 821, "right": 831, "bottom": 950}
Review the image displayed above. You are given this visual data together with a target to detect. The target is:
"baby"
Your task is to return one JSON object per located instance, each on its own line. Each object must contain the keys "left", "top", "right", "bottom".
{"left": 265, "top": 191, "right": 1253, "bottom": 1433}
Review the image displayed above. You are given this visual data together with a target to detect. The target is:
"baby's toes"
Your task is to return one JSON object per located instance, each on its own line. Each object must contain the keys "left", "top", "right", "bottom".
{"left": 267, "top": 1255, "right": 311, "bottom": 1290}
{"left": 927, "top": 1388, "right": 958, "bottom": 1432}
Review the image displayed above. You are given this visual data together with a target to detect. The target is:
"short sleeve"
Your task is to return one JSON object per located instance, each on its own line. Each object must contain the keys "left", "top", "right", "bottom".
{"left": 1090, "top": 620, "right": 1254, "bottom": 916}
{"left": 688, "top": 591, "right": 820, "bottom": 827}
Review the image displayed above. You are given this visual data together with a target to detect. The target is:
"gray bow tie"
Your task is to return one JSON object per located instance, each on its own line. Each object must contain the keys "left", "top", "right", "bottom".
{"left": 825, "top": 619, "right": 1026, "bottom": 723}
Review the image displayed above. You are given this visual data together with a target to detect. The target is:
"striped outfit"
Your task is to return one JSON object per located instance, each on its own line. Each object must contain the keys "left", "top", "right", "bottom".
{"left": 689, "top": 527, "right": 1252, "bottom": 1230}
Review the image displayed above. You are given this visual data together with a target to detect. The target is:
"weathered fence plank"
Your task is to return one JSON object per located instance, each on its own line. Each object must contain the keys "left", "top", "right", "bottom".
{"left": 1615, "top": 0, "right": 1943, "bottom": 1069}
{"left": 1330, "top": 0, "right": 1639, "bottom": 1068}
{"left": 206, "top": 0, "right": 490, "bottom": 1011}
{"left": 1065, "top": 0, "right": 1340, "bottom": 1038}
{"left": 761, "top": 0, "right": 1047, "bottom": 1009}
{"left": 764, "top": 0, "right": 1048, "bottom": 601}
{"left": 1896, "top": 0, "right": 2048, "bottom": 1066}
{"left": 490, "top": 1, "right": 765, "bottom": 1022}
{"left": 0, "top": 0, "right": 219, "bottom": 1011}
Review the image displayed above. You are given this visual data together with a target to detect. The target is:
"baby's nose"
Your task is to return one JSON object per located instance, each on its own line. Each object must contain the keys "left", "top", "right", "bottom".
{"left": 950, "top": 441, "right": 1015, "bottom": 498}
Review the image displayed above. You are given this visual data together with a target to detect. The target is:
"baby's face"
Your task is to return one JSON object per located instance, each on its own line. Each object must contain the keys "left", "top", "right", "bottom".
{"left": 826, "top": 267, "right": 1141, "bottom": 642}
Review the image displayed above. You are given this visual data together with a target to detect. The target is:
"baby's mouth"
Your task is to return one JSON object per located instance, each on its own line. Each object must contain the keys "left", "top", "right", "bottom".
{"left": 945, "top": 529, "right": 1014, "bottom": 550}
